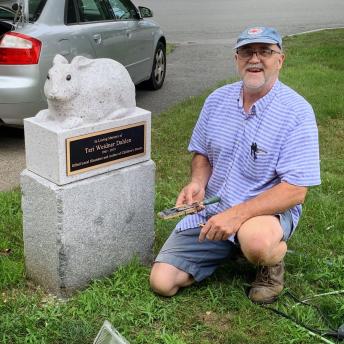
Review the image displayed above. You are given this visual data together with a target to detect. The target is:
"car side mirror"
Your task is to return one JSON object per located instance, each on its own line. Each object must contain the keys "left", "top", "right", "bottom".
{"left": 138, "top": 6, "right": 153, "bottom": 18}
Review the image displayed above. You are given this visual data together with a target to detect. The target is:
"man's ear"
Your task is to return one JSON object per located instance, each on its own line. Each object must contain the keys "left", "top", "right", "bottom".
{"left": 278, "top": 53, "right": 286, "bottom": 69}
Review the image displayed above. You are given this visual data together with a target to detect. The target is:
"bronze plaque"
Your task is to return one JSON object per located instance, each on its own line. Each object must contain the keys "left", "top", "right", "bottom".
{"left": 66, "top": 122, "right": 146, "bottom": 176}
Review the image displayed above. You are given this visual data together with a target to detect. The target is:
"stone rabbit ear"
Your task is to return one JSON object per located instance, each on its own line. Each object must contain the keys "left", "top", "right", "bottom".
{"left": 53, "top": 54, "right": 69, "bottom": 65}
{"left": 71, "top": 55, "right": 94, "bottom": 69}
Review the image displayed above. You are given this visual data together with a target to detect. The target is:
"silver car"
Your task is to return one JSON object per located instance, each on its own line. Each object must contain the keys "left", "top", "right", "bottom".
{"left": 0, "top": 0, "right": 166, "bottom": 126}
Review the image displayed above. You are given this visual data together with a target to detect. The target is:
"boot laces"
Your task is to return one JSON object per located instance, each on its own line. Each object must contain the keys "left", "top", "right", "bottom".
{"left": 257, "top": 266, "right": 271, "bottom": 284}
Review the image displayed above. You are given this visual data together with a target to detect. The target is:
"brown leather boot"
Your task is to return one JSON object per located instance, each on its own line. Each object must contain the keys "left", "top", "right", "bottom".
{"left": 248, "top": 261, "right": 285, "bottom": 304}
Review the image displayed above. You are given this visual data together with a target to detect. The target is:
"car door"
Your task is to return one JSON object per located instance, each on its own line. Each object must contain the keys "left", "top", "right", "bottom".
{"left": 74, "top": 0, "right": 130, "bottom": 68}
{"left": 107, "top": 0, "right": 154, "bottom": 83}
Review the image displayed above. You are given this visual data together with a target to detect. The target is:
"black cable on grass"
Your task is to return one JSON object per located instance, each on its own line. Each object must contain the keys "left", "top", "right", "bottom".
{"left": 285, "top": 290, "right": 337, "bottom": 332}
{"left": 258, "top": 290, "right": 344, "bottom": 342}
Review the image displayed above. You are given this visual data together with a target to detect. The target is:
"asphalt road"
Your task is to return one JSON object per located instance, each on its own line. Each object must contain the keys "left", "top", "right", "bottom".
{"left": 1, "top": 0, "right": 344, "bottom": 191}
{"left": 134, "top": 0, "right": 344, "bottom": 113}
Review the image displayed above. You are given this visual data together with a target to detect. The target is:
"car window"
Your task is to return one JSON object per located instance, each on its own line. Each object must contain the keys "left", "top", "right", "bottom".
{"left": 66, "top": 0, "right": 77, "bottom": 24}
{"left": 29, "top": 0, "right": 47, "bottom": 21}
{"left": 108, "top": 0, "right": 138, "bottom": 20}
{"left": 77, "top": 0, "right": 112, "bottom": 22}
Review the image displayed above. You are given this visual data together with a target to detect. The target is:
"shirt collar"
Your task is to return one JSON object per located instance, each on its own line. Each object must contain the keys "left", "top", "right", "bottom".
{"left": 237, "top": 80, "right": 281, "bottom": 117}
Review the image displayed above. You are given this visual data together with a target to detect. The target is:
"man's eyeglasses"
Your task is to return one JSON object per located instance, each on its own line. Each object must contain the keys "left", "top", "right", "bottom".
{"left": 236, "top": 47, "right": 281, "bottom": 60}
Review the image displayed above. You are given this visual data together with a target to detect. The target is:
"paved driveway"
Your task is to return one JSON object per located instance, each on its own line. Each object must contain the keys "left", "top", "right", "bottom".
{"left": 0, "top": 126, "right": 25, "bottom": 191}
{"left": 1, "top": 0, "right": 344, "bottom": 191}
{"left": 135, "top": 0, "right": 344, "bottom": 112}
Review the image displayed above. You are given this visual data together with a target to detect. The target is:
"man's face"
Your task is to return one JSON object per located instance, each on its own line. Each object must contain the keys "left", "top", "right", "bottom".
{"left": 235, "top": 43, "right": 285, "bottom": 93}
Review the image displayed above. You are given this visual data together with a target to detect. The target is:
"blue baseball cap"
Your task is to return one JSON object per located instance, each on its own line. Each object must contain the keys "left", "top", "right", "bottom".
{"left": 234, "top": 27, "right": 282, "bottom": 49}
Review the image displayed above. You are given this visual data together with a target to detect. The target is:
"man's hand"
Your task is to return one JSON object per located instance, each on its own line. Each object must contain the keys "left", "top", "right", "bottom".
{"left": 199, "top": 208, "right": 245, "bottom": 241}
{"left": 175, "top": 153, "right": 211, "bottom": 206}
{"left": 175, "top": 181, "right": 205, "bottom": 206}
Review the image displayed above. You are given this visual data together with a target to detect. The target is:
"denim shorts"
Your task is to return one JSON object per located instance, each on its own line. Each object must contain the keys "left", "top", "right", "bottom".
{"left": 154, "top": 210, "right": 294, "bottom": 282}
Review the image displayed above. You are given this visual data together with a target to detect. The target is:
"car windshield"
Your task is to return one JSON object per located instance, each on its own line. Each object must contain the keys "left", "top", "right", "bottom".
{"left": 0, "top": 0, "right": 46, "bottom": 22}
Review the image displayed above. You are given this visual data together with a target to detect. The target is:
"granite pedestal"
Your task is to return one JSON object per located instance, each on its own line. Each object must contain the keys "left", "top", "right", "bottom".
{"left": 21, "top": 107, "right": 155, "bottom": 297}
{"left": 21, "top": 160, "right": 155, "bottom": 297}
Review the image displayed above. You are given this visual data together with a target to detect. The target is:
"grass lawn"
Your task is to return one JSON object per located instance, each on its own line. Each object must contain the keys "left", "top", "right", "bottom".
{"left": 1, "top": 29, "right": 344, "bottom": 343}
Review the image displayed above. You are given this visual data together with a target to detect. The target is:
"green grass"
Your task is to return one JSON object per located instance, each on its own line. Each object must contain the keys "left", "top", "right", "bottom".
{"left": 1, "top": 29, "right": 344, "bottom": 343}
{"left": 166, "top": 43, "right": 177, "bottom": 55}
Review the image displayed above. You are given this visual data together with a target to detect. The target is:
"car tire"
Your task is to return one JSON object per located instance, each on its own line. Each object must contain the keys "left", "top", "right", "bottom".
{"left": 143, "top": 41, "right": 166, "bottom": 90}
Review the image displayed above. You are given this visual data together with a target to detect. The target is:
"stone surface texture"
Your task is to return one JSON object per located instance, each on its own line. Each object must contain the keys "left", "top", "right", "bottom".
{"left": 36, "top": 54, "right": 136, "bottom": 129}
{"left": 24, "top": 107, "right": 151, "bottom": 185}
{"left": 21, "top": 160, "right": 155, "bottom": 297}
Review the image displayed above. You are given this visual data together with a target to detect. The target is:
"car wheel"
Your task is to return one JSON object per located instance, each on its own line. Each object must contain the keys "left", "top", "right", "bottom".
{"left": 144, "top": 41, "right": 166, "bottom": 90}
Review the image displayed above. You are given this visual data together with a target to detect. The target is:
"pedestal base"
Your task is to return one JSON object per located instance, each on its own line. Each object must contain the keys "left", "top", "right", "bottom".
{"left": 21, "top": 160, "right": 155, "bottom": 297}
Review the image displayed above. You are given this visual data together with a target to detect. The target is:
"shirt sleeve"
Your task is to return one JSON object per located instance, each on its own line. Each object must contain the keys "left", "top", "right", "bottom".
{"left": 188, "top": 99, "right": 209, "bottom": 156}
{"left": 276, "top": 108, "right": 321, "bottom": 186}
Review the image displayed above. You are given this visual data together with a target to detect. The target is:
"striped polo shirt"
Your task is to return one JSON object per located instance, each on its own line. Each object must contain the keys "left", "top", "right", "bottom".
{"left": 175, "top": 80, "right": 321, "bottom": 241}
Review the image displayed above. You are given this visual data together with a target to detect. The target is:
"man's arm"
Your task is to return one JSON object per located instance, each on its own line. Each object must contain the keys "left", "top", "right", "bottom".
{"left": 199, "top": 182, "right": 308, "bottom": 241}
{"left": 176, "top": 153, "right": 212, "bottom": 206}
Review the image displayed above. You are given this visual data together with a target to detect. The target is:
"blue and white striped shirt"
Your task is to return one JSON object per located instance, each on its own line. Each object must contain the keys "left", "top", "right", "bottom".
{"left": 175, "top": 80, "right": 321, "bottom": 240}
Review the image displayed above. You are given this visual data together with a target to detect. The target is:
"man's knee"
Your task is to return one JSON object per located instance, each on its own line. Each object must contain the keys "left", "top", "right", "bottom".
{"left": 237, "top": 215, "right": 284, "bottom": 265}
{"left": 241, "top": 237, "right": 274, "bottom": 264}
{"left": 150, "top": 262, "right": 191, "bottom": 297}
